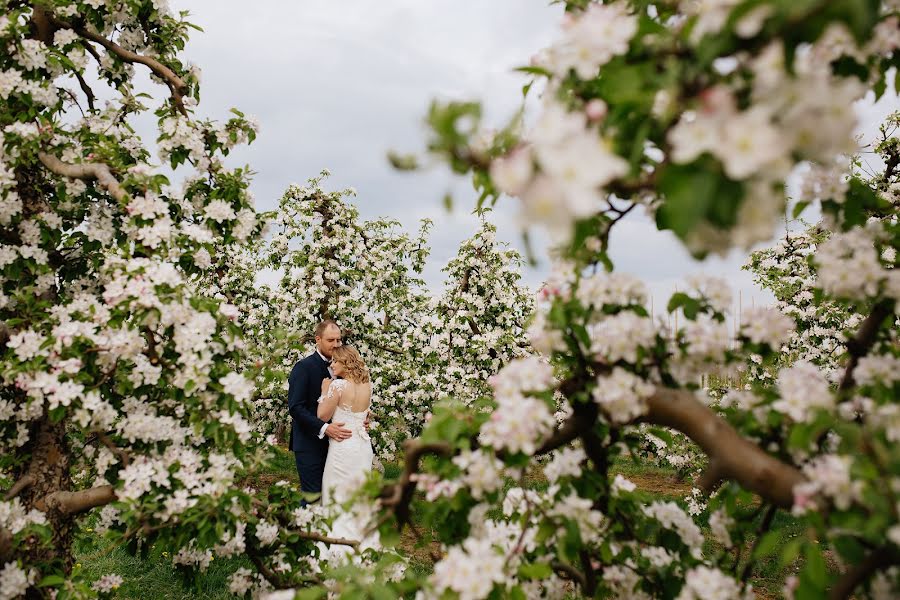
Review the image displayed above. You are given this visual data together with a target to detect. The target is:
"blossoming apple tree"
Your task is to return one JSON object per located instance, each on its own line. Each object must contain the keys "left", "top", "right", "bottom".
{"left": 0, "top": 2, "right": 371, "bottom": 597}
{"left": 362, "top": 1, "right": 900, "bottom": 599}
{"left": 416, "top": 219, "right": 534, "bottom": 413}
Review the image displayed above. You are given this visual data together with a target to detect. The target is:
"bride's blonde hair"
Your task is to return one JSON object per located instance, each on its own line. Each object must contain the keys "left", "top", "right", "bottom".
{"left": 332, "top": 346, "right": 369, "bottom": 384}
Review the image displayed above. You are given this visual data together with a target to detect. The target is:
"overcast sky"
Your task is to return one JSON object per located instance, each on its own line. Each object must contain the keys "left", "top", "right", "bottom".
{"left": 176, "top": 0, "right": 898, "bottom": 316}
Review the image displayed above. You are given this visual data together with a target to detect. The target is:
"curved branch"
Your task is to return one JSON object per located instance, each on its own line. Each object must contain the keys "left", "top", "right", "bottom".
{"left": 45, "top": 13, "right": 189, "bottom": 114}
{"left": 40, "top": 484, "right": 116, "bottom": 515}
{"left": 378, "top": 440, "right": 453, "bottom": 529}
{"left": 839, "top": 299, "right": 894, "bottom": 393}
{"left": 828, "top": 546, "right": 899, "bottom": 600}
{"left": 37, "top": 152, "right": 128, "bottom": 204}
{"left": 645, "top": 389, "right": 804, "bottom": 508}
{"left": 3, "top": 474, "right": 34, "bottom": 501}
{"left": 552, "top": 560, "right": 587, "bottom": 589}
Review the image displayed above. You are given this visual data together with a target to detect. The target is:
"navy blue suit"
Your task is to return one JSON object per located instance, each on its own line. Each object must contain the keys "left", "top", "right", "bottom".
{"left": 288, "top": 351, "right": 330, "bottom": 494}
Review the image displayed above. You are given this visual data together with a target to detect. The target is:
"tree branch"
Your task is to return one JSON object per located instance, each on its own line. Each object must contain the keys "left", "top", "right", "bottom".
{"left": 37, "top": 152, "right": 128, "bottom": 204}
{"left": 695, "top": 458, "right": 725, "bottom": 495}
{"left": 3, "top": 474, "right": 34, "bottom": 501}
{"left": 378, "top": 440, "right": 453, "bottom": 530}
{"left": 295, "top": 530, "right": 360, "bottom": 547}
{"left": 45, "top": 13, "right": 189, "bottom": 115}
{"left": 39, "top": 484, "right": 116, "bottom": 515}
{"left": 828, "top": 546, "right": 899, "bottom": 600}
{"left": 838, "top": 299, "right": 894, "bottom": 393}
{"left": 94, "top": 431, "right": 131, "bottom": 468}
{"left": 645, "top": 389, "right": 804, "bottom": 508}
{"left": 535, "top": 413, "right": 590, "bottom": 455}
{"left": 552, "top": 560, "right": 587, "bottom": 589}
{"left": 73, "top": 69, "right": 96, "bottom": 112}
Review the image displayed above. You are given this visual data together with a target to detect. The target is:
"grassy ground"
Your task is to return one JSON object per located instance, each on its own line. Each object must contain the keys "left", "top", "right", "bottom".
{"left": 74, "top": 448, "right": 806, "bottom": 598}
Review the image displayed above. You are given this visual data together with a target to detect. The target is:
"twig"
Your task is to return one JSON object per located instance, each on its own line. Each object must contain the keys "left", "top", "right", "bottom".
{"left": 73, "top": 69, "right": 96, "bottom": 111}
{"left": 2, "top": 474, "right": 34, "bottom": 501}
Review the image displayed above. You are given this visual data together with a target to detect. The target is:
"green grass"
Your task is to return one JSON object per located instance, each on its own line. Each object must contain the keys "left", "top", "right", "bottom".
{"left": 75, "top": 545, "right": 248, "bottom": 599}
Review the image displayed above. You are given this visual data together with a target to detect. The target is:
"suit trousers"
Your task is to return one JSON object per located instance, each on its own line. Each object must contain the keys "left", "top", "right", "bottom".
{"left": 295, "top": 451, "right": 325, "bottom": 502}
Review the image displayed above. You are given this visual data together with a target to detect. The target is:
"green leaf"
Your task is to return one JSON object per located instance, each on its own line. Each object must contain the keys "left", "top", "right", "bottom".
{"left": 779, "top": 538, "right": 803, "bottom": 569}
{"left": 792, "top": 200, "right": 811, "bottom": 219}
{"left": 667, "top": 292, "right": 701, "bottom": 319}
{"left": 513, "top": 66, "right": 551, "bottom": 78}
{"left": 518, "top": 562, "right": 553, "bottom": 580}
{"left": 656, "top": 163, "right": 743, "bottom": 238}
{"left": 753, "top": 531, "right": 782, "bottom": 560}
{"left": 38, "top": 575, "right": 66, "bottom": 588}
{"left": 803, "top": 543, "right": 828, "bottom": 588}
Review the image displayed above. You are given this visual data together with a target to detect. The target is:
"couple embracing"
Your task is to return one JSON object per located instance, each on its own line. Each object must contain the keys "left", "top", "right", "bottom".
{"left": 287, "top": 320, "right": 375, "bottom": 548}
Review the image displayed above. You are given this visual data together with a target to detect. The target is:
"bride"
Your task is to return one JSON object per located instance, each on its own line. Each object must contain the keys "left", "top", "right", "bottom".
{"left": 316, "top": 345, "right": 376, "bottom": 557}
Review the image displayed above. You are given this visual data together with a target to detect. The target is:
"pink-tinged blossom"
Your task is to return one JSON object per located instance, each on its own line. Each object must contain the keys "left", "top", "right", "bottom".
{"left": 577, "top": 272, "right": 647, "bottom": 309}
{"left": 592, "top": 368, "right": 655, "bottom": 424}
{"left": 774, "top": 361, "right": 834, "bottom": 423}
{"left": 589, "top": 311, "right": 656, "bottom": 364}
{"left": 686, "top": 274, "right": 733, "bottom": 313}
{"left": 220, "top": 372, "right": 255, "bottom": 403}
{"left": 490, "top": 147, "right": 533, "bottom": 196}
{"left": 815, "top": 227, "right": 890, "bottom": 300}
{"left": 429, "top": 537, "right": 507, "bottom": 600}
{"left": 794, "top": 454, "right": 861, "bottom": 513}
{"left": 676, "top": 566, "right": 749, "bottom": 600}
{"left": 855, "top": 355, "right": 900, "bottom": 387}
{"left": 547, "top": 2, "right": 637, "bottom": 79}
{"left": 544, "top": 446, "right": 586, "bottom": 483}
{"left": 643, "top": 501, "right": 704, "bottom": 559}
{"left": 611, "top": 474, "right": 636, "bottom": 496}
{"left": 255, "top": 520, "right": 279, "bottom": 546}
{"left": 453, "top": 450, "right": 505, "bottom": 499}
{"left": 6, "top": 330, "right": 47, "bottom": 361}
{"left": 682, "top": 314, "right": 731, "bottom": 361}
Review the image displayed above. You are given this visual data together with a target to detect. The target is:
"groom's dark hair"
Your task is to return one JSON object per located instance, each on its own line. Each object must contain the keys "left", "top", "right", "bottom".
{"left": 315, "top": 319, "right": 340, "bottom": 338}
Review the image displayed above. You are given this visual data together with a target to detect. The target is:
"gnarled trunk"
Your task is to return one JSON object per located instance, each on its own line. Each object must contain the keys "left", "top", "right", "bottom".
{"left": 18, "top": 416, "right": 75, "bottom": 584}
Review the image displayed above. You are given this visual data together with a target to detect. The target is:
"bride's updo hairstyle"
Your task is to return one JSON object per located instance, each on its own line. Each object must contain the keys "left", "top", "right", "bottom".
{"left": 332, "top": 346, "right": 370, "bottom": 384}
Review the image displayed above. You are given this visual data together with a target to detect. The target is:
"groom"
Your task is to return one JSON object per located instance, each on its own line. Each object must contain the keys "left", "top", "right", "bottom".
{"left": 288, "top": 319, "right": 352, "bottom": 497}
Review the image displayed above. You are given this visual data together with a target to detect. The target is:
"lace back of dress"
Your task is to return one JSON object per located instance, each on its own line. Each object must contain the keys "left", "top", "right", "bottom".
{"left": 336, "top": 380, "right": 371, "bottom": 414}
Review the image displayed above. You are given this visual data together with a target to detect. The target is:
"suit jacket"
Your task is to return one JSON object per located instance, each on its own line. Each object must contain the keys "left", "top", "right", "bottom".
{"left": 287, "top": 351, "right": 330, "bottom": 456}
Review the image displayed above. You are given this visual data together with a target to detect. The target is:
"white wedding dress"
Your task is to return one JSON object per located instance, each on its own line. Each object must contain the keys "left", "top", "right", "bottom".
{"left": 317, "top": 380, "right": 377, "bottom": 561}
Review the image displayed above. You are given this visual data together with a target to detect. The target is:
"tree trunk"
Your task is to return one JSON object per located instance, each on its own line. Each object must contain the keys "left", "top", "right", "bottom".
{"left": 18, "top": 416, "right": 75, "bottom": 588}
